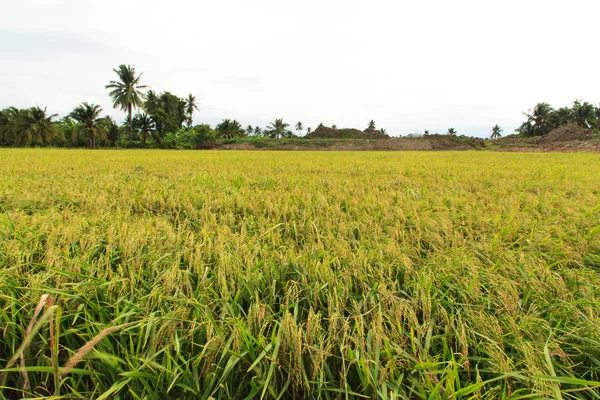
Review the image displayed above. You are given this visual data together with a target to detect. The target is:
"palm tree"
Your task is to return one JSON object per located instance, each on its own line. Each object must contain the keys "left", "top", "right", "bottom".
{"left": 70, "top": 102, "right": 107, "bottom": 148}
{"left": 105, "top": 116, "right": 122, "bottom": 146}
{"left": 571, "top": 100, "right": 595, "bottom": 128}
{"left": 133, "top": 113, "right": 158, "bottom": 145}
{"left": 332, "top": 124, "right": 337, "bottom": 129}
{"left": 106, "top": 64, "right": 148, "bottom": 144}
{"left": 185, "top": 94, "right": 199, "bottom": 128}
{"left": 246, "top": 125, "right": 254, "bottom": 136}
{"left": 521, "top": 102, "right": 555, "bottom": 137}
{"left": 306, "top": 127, "right": 312, "bottom": 135}
{"left": 254, "top": 126, "right": 263, "bottom": 136}
{"left": 267, "top": 118, "right": 289, "bottom": 139}
{"left": 424, "top": 130, "right": 430, "bottom": 135}
{"left": 447, "top": 128, "right": 457, "bottom": 135}
{"left": 367, "top": 120, "right": 376, "bottom": 130}
{"left": 490, "top": 125, "right": 503, "bottom": 139}
{"left": 380, "top": 128, "right": 387, "bottom": 135}
{"left": 15, "top": 106, "right": 61, "bottom": 146}
{"left": 144, "top": 90, "right": 160, "bottom": 113}
{"left": 295, "top": 121, "right": 303, "bottom": 136}
{"left": 0, "top": 107, "right": 23, "bottom": 146}
{"left": 215, "top": 119, "right": 244, "bottom": 139}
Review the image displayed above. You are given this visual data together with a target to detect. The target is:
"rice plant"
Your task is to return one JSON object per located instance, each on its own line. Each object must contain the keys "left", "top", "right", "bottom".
{"left": 0, "top": 149, "right": 599, "bottom": 399}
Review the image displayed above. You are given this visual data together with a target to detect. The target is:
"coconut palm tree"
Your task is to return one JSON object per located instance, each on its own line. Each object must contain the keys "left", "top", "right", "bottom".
{"left": 0, "top": 107, "right": 23, "bottom": 146}
{"left": 106, "top": 64, "right": 148, "bottom": 144}
{"left": 14, "top": 106, "right": 61, "bottom": 146}
{"left": 570, "top": 100, "right": 595, "bottom": 128}
{"left": 133, "top": 113, "right": 158, "bottom": 145}
{"left": 215, "top": 119, "right": 244, "bottom": 139}
{"left": 246, "top": 125, "right": 254, "bottom": 136}
{"left": 144, "top": 90, "right": 160, "bottom": 114}
{"left": 267, "top": 118, "right": 289, "bottom": 139}
{"left": 185, "top": 94, "right": 199, "bottom": 128}
{"left": 254, "top": 126, "right": 263, "bottom": 136}
{"left": 104, "top": 116, "right": 122, "bottom": 146}
{"left": 522, "top": 102, "right": 554, "bottom": 136}
{"left": 490, "top": 125, "right": 503, "bottom": 139}
{"left": 70, "top": 102, "right": 107, "bottom": 148}
{"left": 332, "top": 124, "right": 337, "bottom": 129}
{"left": 295, "top": 121, "right": 303, "bottom": 136}
{"left": 447, "top": 128, "right": 457, "bottom": 135}
{"left": 367, "top": 120, "right": 376, "bottom": 130}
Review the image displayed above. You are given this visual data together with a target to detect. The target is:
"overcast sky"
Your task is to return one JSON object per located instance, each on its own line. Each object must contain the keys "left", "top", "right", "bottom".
{"left": 1, "top": 0, "right": 599, "bottom": 137}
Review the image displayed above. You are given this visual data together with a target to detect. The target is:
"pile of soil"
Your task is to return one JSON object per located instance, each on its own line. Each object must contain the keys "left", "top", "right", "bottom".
{"left": 542, "top": 124, "right": 594, "bottom": 142}
{"left": 306, "top": 126, "right": 390, "bottom": 139}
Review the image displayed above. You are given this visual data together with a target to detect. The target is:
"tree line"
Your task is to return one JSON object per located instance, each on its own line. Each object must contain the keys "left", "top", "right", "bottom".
{"left": 516, "top": 101, "right": 600, "bottom": 137}
{"left": 1, "top": 64, "right": 598, "bottom": 148}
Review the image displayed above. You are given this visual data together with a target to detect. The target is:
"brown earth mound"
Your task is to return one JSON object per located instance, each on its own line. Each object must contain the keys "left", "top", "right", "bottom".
{"left": 306, "top": 126, "right": 389, "bottom": 139}
{"left": 543, "top": 124, "right": 594, "bottom": 142}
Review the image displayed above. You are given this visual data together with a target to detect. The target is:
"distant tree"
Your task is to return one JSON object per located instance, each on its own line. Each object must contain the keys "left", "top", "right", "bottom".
{"left": 295, "top": 121, "right": 303, "bottom": 135}
{"left": 215, "top": 119, "right": 244, "bottom": 139}
{"left": 490, "top": 124, "right": 503, "bottom": 139}
{"left": 267, "top": 118, "right": 290, "bottom": 139}
{"left": 306, "top": 127, "right": 312, "bottom": 135}
{"left": 254, "top": 126, "right": 263, "bottom": 136}
{"left": 551, "top": 106, "right": 573, "bottom": 127}
{"left": 571, "top": 100, "right": 596, "bottom": 128}
{"left": 147, "top": 92, "right": 187, "bottom": 135}
{"left": 0, "top": 107, "right": 20, "bottom": 145}
{"left": 447, "top": 128, "right": 457, "bottom": 135}
{"left": 317, "top": 123, "right": 324, "bottom": 129}
{"left": 185, "top": 94, "right": 200, "bottom": 128}
{"left": 246, "top": 125, "right": 254, "bottom": 136}
{"left": 15, "top": 106, "right": 61, "bottom": 146}
{"left": 332, "top": 124, "right": 337, "bottom": 129}
{"left": 106, "top": 64, "right": 148, "bottom": 145}
{"left": 518, "top": 102, "right": 555, "bottom": 137}
{"left": 424, "top": 130, "right": 430, "bottom": 135}
{"left": 367, "top": 120, "right": 376, "bottom": 130}
{"left": 380, "top": 128, "right": 387, "bottom": 135}
{"left": 104, "top": 116, "right": 122, "bottom": 146}
{"left": 133, "top": 113, "right": 158, "bottom": 145}
{"left": 144, "top": 90, "right": 160, "bottom": 113}
{"left": 70, "top": 102, "right": 107, "bottom": 148}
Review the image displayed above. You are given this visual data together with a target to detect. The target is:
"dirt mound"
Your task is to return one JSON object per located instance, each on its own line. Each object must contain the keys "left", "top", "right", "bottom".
{"left": 306, "top": 126, "right": 389, "bottom": 139}
{"left": 543, "top": 124, "right": 594, "bottom": 142}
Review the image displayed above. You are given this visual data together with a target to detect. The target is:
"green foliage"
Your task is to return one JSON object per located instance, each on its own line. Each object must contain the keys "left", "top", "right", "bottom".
{"left": 518, "top": 100, "right": 600, "bottom": 137}
{"left": 215, "top": 119, "right": 245, "bottom": 139}
{"left": 185, "top": 94, "right": 199, "bottom": 128}
{"left": 69, "top": 102, "right": 108, "bottom": 148}
{"left": 490, "top": 124, "right": 503, "bottom": 139}
{"left": 0, "top": 107, "right": 62, "bottom": 147}
{"left": 163, "top": 124, "right": 216, "bottom": 148}
{"left": 146, "top": 91, "right": 187, "bottom": 136}
{"left": 133, "top": 113, "right": 159, "bottom": 145}
{"left": 265, "top": 118, "right": 290, "bottom": 139}
{"left": 105, "top": 64, "right": 148, "bottom": 143}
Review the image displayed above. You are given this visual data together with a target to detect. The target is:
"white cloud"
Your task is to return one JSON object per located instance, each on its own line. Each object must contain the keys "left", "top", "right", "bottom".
{"left": 1, "top": 0, "right": 599, "bottom": 137}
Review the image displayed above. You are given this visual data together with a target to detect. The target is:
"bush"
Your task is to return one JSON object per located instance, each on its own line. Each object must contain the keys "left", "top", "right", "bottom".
{"left": 163, "top": 125, "right": 216, "bottom": 149}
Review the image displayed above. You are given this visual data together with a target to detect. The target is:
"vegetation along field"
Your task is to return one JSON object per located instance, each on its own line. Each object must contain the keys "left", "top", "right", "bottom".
{"left": 1, "top": 149, "right": 599, "bottom": 399}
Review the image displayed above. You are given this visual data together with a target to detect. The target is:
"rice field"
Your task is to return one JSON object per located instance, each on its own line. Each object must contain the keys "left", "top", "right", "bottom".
{"left": 0, "top": 149, "right": 599, "bottom": 399}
